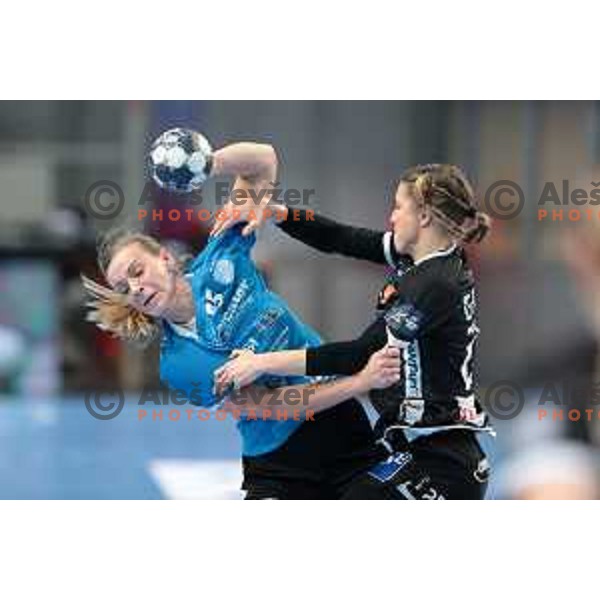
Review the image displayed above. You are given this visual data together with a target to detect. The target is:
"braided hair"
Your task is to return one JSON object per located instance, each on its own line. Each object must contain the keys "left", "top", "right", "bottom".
{"left": 401, "top": 164, "right": 491, "bottom": 244}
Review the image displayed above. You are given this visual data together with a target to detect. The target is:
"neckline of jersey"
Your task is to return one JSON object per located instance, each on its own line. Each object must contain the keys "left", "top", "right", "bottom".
{"left": 413, "top": 243, "right": 458, "bottom": 266}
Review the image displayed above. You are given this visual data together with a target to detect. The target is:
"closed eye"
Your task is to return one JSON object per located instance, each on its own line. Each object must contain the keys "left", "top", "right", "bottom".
{"left": 114, "top": 281, "right": 130, "bottom": 295}
{"left": 128, "top": 262, "right": 143, "bottom": 278}
{"left": 113, "top": 261, "right": 144, "bottom": 295}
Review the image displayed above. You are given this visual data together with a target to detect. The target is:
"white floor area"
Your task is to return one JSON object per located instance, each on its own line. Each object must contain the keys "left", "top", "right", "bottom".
{"left": 148, "top": 459, "right": 244, "bottom": 500}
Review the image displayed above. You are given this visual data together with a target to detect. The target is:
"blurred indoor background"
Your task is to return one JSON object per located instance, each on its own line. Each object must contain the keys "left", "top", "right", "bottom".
{"left": 1, "top": 100, "right": 599, "bottom": 499}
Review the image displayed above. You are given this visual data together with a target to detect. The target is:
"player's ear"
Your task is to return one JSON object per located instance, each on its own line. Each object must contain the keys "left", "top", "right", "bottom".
{"left": 158, "top": 246, "right": 170, "bottom": 263}
{"left": 158, "top": 247, "right": 175, "bottom": 271}
{"left": 159, "top": 246, "right": 179, "bottom": 275}
{"left": 419, "top": 205, "right": 433, "bottom": 228}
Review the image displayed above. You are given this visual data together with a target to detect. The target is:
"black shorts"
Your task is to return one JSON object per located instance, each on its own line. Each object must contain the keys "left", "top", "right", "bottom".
{"left": 242, "top": 400, "right": 386, "bottom": 499}
{"left": 341, "top": 429, "right": 490, "bottom": 500}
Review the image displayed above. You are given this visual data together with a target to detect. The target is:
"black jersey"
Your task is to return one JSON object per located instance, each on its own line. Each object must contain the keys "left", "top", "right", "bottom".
{"left": 277, "top": 208, "right": 489, "bottom": 432}
{"left": 372, "top": 244, "right": 487, "bottom": 430}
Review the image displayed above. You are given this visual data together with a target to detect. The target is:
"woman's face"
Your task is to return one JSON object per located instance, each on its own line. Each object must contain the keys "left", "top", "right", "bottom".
{"left": 105, "top": 242, "right": 177, "bottom": 318}
{"left": 389, "top": 181, "right": 423, "bottom": 255}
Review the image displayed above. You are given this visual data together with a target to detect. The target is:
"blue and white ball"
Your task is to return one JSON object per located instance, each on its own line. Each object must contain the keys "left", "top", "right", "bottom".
{"left": 149, "top": 128, "right": 213, "bottom": 194}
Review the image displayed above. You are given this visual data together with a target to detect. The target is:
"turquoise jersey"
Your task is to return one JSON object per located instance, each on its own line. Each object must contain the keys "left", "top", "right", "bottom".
{"left": 159, "top": 225, "right": 323, "bottom": 456}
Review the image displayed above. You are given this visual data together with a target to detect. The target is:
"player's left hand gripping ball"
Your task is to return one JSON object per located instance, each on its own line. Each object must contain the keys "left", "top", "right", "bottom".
{"left": 149, "top": 128, "right": 213, "bottom": 194}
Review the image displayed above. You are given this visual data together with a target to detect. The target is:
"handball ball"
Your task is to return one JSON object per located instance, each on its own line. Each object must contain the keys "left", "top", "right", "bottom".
{"left": 149, "top": 128, "right": 213, "bottom": 194}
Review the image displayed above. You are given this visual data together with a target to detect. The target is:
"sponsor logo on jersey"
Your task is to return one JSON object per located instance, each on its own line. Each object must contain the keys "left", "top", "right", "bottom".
{"left": 211, "top": 258, "right": 235, "bottom": 286}
{"left": 403, "top": 341, "right": 423, "bottom": 400}
{"left": 214, "top": 279, "right": 252, "bottom": 341}
{"left": 400, "top": 398, "right": 424, "bottom": 425}
{"left": 253, "top": 308, "right": 285, "bottom": 334}
{"left": 368, "top": 451, "right": 413, "bottom": 483}
{"left": 377, "top": 282, "right": 399, "bottom": 309}
{"left": 386, "top": 303, "right": 423, "bottom": 337}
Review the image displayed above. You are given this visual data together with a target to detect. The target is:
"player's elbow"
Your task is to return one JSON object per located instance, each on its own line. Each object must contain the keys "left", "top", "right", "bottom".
{"left": 239, "top": 142, "right": 277, "bottom": 183}
{"left": 259, "top": 143, "right": 277, "bottom": 176}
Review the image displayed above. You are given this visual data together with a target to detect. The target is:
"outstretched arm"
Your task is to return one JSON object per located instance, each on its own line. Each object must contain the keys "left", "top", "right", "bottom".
{"left": 274, "top": 207, "right": 398, "bottom": 266}
{"left": 209, "top": 142, "right": 280, "bottom": 236}
{"left": 223, "top": 345, "right": 401, "bottom": 418}
{"left": 214, "top": 201, "right": 399, "bottom": 267}
{"left": 214, "top": 317, "right": 388, "bottom": 394}
{"left": 211, "top": 142, "right": 277, "bottom": 186}
{"left": 209, "top": 145, "right": 401, "bottom": 266}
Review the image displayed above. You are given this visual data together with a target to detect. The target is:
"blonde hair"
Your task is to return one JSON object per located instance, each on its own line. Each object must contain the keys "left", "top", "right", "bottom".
{"left": 81, "top": 273, "right": 160, "bottom": 347}
{"left": 82, "top": 229, "right": 187, "bottom": 347}
{"left": 401, "top": 164, "right": 492, "bottom": 244}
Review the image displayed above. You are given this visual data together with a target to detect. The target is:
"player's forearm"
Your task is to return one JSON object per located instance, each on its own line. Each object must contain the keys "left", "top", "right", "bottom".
{"left": 273, "top": 207, "right": 389, "bottom": 264}
{"left": 211, "top": 143, "right": 277, "bottom": 184}
{"left": 232, "top": 374, "right": 370, "bottom": 418}
{"left": 255, "top": 349, "right": 308, "bottom": 377}
{"left": 305, "top": 318, "right": 388, "bottom": 376}
{"left": 296, "top": 374, "right": 370, "bottom": 414}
